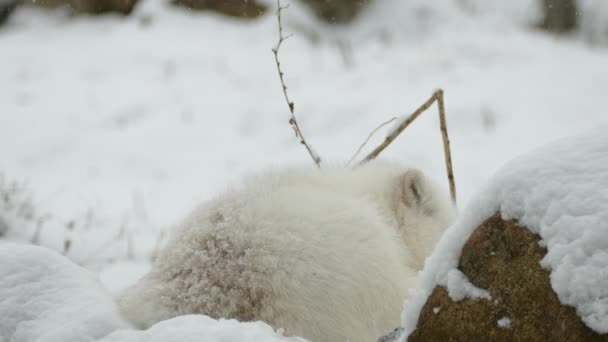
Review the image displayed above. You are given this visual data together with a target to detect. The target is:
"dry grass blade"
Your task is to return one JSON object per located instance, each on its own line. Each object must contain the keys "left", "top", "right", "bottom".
{"left": 272, "top": 0, "right": 321, "bottom": 167}
{"left": 359, "top": 90, "right": 457, "bottom": 205}
{"left": 348, "top": 117, "right": 397, "bottom": 165}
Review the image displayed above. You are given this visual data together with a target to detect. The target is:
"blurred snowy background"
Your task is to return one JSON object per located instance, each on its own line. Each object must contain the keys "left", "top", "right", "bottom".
{"left": 1, "top": 0, "right": 607, "bottom": 292}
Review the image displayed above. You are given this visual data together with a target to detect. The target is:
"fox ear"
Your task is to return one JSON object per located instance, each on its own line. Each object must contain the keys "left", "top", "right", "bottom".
{"left": 398, "top": 169, "right": 428, "bottom": 207}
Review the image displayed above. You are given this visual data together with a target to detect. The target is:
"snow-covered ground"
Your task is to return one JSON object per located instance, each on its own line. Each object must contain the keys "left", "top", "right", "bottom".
{"left": 1, "top": 0, "right": 607, "bottom": 318}
{"left": 0, "top": 243, "right": 128, "bottom": 342}
{"left": 0, "top": 242, "right": 309, "bottom": 341}
{"left": 401, "top": 127, "right": 608, "bottom": 338}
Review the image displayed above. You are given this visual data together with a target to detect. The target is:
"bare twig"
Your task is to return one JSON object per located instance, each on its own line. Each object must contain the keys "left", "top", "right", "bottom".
{"left": 435, "top": 89, "right": 457, "bottom": 205}
{"left": 272, "top": 0, "right": 321, "bottom": 167}
{"left": 360, "top": 95, "right": 435, "bottom": 163}
{"left": 348, "top": 117, "right": 397, "bottom": 165}
{"left": 360, "top": 90, "right": 457, "bottom": 205}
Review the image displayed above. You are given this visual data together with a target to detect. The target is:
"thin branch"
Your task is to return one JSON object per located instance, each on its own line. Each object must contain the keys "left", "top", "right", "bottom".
{"left": 360, "top": 94, "right": 436, "bottom": 163}
{"left": 435, "top": 89, "right": 456, "bottom": 205}
{"left": 272, "top": 0, "right": 321, "bottom": 167}
{"left": 348, "top": 117, "right": 397, "bottom": 165}
{"left": 360, "top": 90, "right": 457, "bottom": 205}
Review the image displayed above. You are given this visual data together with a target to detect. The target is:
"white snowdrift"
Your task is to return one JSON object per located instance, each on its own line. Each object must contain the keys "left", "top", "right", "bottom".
{"left": 97, "top": 315, "right": 309, "bottom": 342}
{"left": 0, "top": 242, "right": 129, "bottom": 342}
{"left": 401, "top": 127, "right": 608, "bottom": 338}
{"left": 0, "top": 243, "right": 308, "bottom": 342}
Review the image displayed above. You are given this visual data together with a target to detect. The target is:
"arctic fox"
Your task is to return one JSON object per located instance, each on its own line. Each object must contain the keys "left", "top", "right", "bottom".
{"left": 118, "top": 162, "right": 456, "bottom": 342}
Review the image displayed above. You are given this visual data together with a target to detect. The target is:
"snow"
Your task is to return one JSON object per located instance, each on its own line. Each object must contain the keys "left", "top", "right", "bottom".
{"left": 0, "top": 242, "right": 129, "bottom": 342}
{"left": 580, "top": 0, "right": 608, "bottom": 46}
{"left": 1, "top": 0, "right": 608, "bottom": 339}
{"left": 401, "top": 128, "right": 608, "bottom": 338}
{"left": 497, "top": 317, "right": 511, "bottom": 329}
{"left": 0, "top": 242, "right": 308, "bottom": 342}
{"left": 98, "top": 261, "right": 151, "bottom": 294}
{"left": 445, "top": 269, "right": 491, "bottom": 301}
{"left": 2, "top": 0, "right": 608, "bottom": 270}
{"left": 98, "top": 316, "right": 308, "bottom": 342}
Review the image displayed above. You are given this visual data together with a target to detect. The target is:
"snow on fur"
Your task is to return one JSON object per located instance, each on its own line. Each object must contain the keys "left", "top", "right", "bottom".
{"left": 0, "top": 242, "right": 129, "bottom": 342}
{"left": 401, "top": 127, "right": 608, "bottom": 338}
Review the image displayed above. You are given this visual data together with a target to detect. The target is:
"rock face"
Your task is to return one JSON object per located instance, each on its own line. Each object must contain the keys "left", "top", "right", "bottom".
{"left": 171, "top": 0, "right": 267, "bottom": 19}
{"left": 409, "top": 214, "right": 607, "bottom": 341}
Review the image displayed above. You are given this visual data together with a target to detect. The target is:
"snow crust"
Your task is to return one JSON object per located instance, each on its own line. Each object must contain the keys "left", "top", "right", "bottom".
{"left": 401, "top": 128, "right": 608, "bottom": 337}
{"left": 0, "top": 242, "right": 129, "bottom": 342}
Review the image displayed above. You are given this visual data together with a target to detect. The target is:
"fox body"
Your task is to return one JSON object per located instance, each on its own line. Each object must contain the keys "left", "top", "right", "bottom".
{"left": 118, "top": 162, "right": 455, "bottom": 342}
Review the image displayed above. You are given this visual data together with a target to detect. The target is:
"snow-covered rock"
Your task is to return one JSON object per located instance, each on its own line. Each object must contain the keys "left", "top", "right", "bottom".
{"left": 407, "top": 214, "right": 603, "bottom": 341}
{"left": 0, "top": 242, "right": 129, "bottom": 342}
{"left": 401, "top": 127, "right": 608, "bottom": 340}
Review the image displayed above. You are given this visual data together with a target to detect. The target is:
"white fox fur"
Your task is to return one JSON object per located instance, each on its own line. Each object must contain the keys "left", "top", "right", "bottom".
{"left": 118, "top": 161, "right": 456, "bottom": 342}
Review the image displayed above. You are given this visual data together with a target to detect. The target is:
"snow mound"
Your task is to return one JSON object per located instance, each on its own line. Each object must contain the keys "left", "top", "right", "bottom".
{"left": 97, "top": 315, "right": 309, "bottom": 342}
{"left": 0, "top": 242, "right": 308, "bottom": 342}
{"left": 0, "top": 242, "right": 129, "bottom": 342}
{"left": 402, "top": 127, "right": 608, "bottom": 337}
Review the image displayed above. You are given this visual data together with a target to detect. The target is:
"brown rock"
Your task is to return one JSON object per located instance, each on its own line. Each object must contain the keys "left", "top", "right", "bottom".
{"left": 21, "top": 0, "right": 138, "bottom": 15}
{"left": 538, "top": 0, "right": 577, "bottom": 34}
{"left": 409, "top": 213, "right": 608, "bottom": 342}
{"left": 171, "top": 0, "right": 266, "bottom": 19}
{"left": 71, "top": 0, "right": 138, "bottom": 15}
{"left": 299, "top": 0, "right": 370, "bottom": 24}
